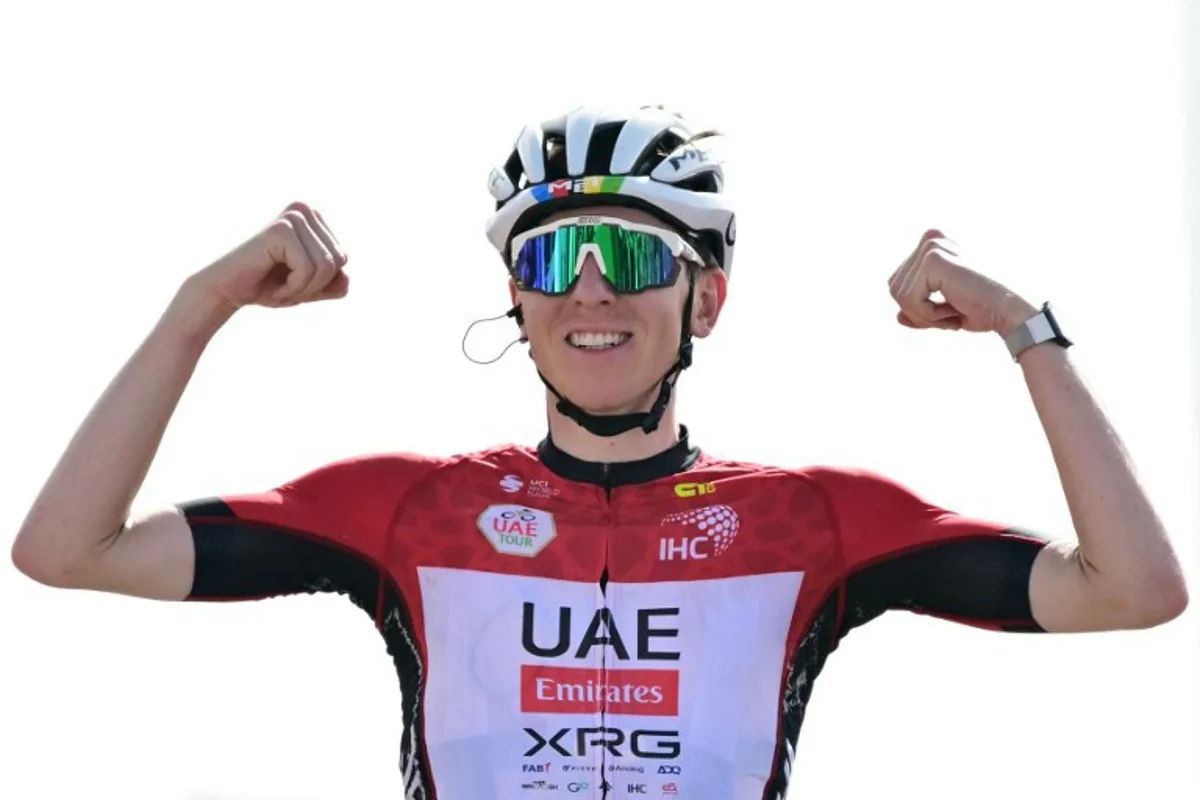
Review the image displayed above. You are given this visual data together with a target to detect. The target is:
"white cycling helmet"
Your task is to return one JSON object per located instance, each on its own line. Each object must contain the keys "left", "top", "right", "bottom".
{"left": 484, "top": 105, "right": 737, "bottom": 275}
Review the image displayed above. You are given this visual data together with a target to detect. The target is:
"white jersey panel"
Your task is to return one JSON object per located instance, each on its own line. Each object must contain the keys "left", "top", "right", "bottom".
{"left": 418, "top": 567, "right": 805, "bottom": 800}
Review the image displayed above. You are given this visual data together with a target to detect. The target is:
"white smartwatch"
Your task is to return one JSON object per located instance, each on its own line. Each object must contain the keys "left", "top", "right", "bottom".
{"left": 1004, "top": 302, "right": 1073, "bottom": 361}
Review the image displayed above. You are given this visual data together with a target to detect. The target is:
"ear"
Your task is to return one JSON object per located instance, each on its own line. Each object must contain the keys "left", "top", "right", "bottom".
{"left": 507, "top": 278, "right": 528, "bottom": 342}
{"left": 689, "top": 267, "right": 727, "bottom": 339}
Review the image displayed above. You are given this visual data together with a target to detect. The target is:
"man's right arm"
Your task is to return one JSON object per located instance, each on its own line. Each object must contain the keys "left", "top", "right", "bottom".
{"left": 10, "top": 202, "right": 350, "bottom": 601}
{"left": 11, "top": 283, "right": 228, "bottom": 600}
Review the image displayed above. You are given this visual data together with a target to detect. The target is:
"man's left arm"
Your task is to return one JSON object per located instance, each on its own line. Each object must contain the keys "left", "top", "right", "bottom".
{"left": 889, "top": 230, "right": 1189, "bottom": 633}
{"left": 1001, "top": 313, "right": 1187, "bottom": 632}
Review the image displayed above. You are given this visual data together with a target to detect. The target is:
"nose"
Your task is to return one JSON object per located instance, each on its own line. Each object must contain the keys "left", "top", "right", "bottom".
{"left": 569, "top": 252, "right": 616, "bottom": 305}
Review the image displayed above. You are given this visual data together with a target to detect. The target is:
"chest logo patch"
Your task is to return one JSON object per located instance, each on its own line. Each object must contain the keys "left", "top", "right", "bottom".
{"left": 658, "top": 504, "right": 741, "bottom": 561}
{"left": 477, "top": 504, "right": 557, "bottom": 557}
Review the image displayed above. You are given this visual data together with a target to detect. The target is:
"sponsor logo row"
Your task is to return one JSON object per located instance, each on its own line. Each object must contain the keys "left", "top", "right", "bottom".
{"left": 524, "top": 763, "right": 681, "bottom": 776}
{"left": 520, "top": 780, "right": 679, "bottom": 795}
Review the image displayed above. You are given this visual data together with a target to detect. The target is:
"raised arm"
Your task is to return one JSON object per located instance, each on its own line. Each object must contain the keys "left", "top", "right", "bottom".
{"left": 11, "top": 202, "right": 349, "bottom": 600}
{"left": 886, "top": 229, "right": 1188, "bottom": 631}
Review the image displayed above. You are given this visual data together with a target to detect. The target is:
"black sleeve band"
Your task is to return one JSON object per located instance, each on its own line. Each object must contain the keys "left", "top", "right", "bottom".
{"left": 841, "top": 535, "right": 1048, "bottom": 635}
{"left": 182, "top": 498, "right": 381, "bottom": 620}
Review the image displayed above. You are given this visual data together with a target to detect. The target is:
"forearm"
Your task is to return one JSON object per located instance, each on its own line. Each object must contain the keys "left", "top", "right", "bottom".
{"left": 12, "top": 279, "right": 232, "bottom": 577}
{"left": 1008, "top": 320, "right": 1186, "bottom": 610}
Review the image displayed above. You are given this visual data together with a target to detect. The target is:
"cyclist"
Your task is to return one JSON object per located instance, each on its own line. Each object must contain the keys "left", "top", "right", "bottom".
{"left": 11, "top": 105, "right": 1188, "bottom": 800}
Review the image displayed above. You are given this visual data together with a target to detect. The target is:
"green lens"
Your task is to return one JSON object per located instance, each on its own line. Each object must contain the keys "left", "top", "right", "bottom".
{"left": 513, "top": 224, "right": 679, "bottom": 294}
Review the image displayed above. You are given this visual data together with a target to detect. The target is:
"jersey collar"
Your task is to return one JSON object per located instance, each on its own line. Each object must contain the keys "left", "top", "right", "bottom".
{"left": 537, "top": 425, "right": 701, "bottom": 487}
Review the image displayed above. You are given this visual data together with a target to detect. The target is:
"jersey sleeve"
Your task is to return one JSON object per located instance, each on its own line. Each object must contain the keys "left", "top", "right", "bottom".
{"left": 804, "top": 466, "right": 1051, "bottom": 635}
{"left": 177, "top": 452, "right": 444, "bottom": 623}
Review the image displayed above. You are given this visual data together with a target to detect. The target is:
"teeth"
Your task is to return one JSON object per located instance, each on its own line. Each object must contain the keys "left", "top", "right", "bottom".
{"left": 568, "top": 332, "right": 631, "bottom": 349}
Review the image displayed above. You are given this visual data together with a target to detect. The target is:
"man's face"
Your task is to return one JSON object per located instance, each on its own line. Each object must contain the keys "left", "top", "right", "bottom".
{"left": 508, "top": 205, "right": 727, "bottom": 415}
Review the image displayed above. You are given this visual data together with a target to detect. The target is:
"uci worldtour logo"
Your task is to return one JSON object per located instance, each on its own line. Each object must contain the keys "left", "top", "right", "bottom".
{"left": 500, "top": 474, "right": 559, "bottom": 499}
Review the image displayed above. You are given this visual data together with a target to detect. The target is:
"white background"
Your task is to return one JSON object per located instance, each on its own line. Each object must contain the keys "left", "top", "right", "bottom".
{"left": 2, "top": 1, "right": 1197, "bottom": 798}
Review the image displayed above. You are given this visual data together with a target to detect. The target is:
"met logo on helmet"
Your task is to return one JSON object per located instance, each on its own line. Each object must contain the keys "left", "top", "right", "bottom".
{"left": 477, "top": 505, "right": 557, "bottom": 557}
{"left": 666, "top": 144, "right": 710, "bottom": 171}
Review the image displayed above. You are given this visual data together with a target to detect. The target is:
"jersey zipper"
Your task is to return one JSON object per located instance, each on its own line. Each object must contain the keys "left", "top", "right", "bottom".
{"left": 599, "top": 462, "right": 613, "bottom": 799}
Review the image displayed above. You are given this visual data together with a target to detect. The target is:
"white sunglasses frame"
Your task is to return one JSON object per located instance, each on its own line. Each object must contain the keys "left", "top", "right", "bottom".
{"left": 508, "top": 215, "right": 705, "bottom": 286}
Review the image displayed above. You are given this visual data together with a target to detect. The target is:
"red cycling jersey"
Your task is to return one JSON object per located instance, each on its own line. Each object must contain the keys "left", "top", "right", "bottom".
{"left": 180, "top": 428, "right": 1046, "bottom": 800}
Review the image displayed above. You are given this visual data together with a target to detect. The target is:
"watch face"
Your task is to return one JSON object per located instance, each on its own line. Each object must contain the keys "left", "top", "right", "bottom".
{"left": 1040, "top": 304, "right": 1071, "bottom": 348}
{"left": 1006, "top": 305, "right": 1071, "bottom": 360}
{"left": 1045, "top": 304, "right": 1066, "bottom": 339}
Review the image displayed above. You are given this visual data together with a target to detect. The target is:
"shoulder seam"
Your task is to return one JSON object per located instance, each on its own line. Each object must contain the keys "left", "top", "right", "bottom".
{"left": 374, "top": 453, "right": 466, "bottom": 630}
{"left": 787, "top": 469, "right": 851, "bottom": 637}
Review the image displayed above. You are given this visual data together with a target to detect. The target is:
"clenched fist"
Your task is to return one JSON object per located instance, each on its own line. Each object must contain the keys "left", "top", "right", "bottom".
{"left": 188, "top": 202, "right": 350, "bottom": 316}
{"left": 888, "top": 229, "right": 1037, "bottom": 337}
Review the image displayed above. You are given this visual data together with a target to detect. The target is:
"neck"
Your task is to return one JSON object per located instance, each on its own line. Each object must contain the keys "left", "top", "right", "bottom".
{"left": 544, "top": 391, "right": 682, "bottom": 463}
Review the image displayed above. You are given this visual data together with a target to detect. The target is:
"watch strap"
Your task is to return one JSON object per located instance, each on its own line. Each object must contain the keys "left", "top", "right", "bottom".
{"left": 1005, "top": 302, "right": 1072, "bottom": 361}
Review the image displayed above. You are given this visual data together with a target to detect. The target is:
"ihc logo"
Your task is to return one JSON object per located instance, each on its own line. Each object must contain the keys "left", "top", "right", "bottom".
{"left": 658, "top": 505, "right": 740, "bottom": 561}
